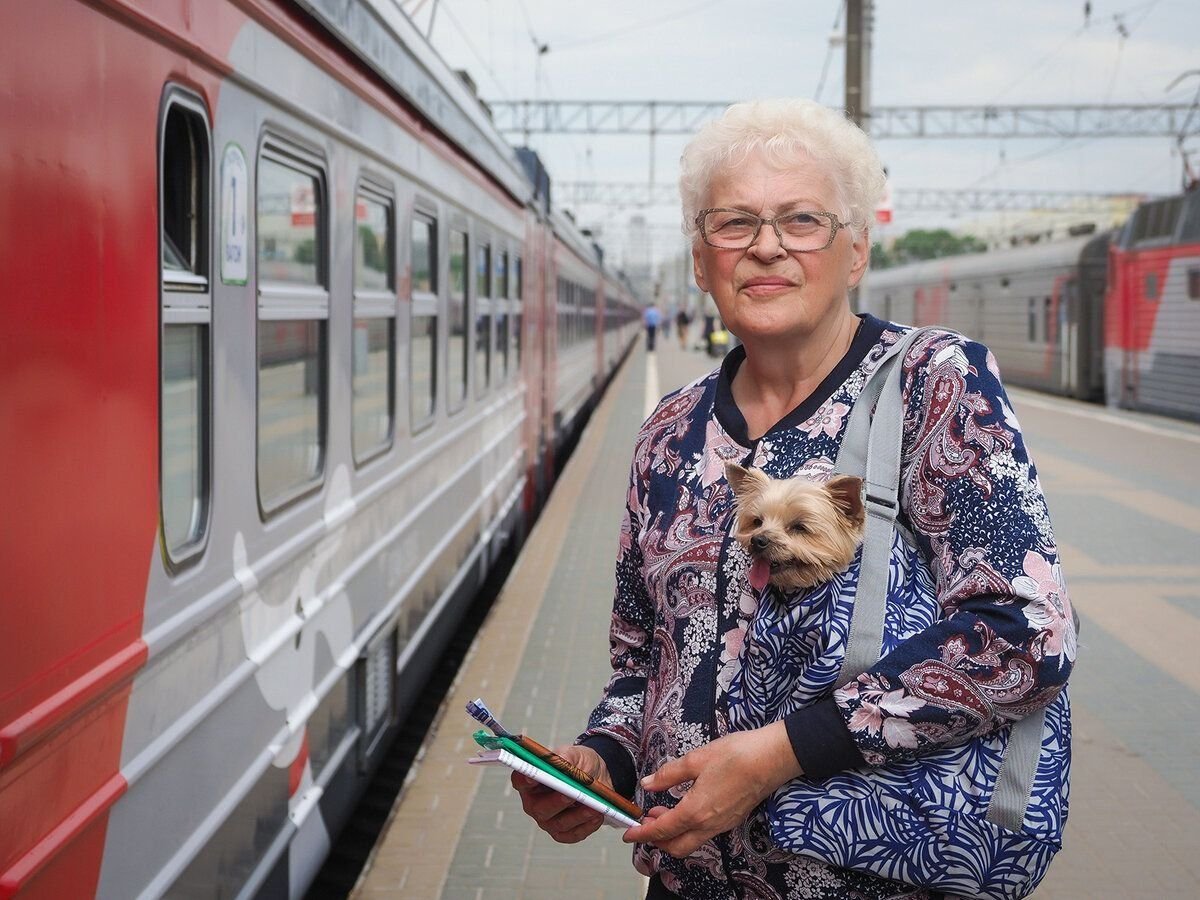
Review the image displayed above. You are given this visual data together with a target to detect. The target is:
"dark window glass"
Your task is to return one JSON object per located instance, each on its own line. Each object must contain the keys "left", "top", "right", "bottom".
{"left": 477, "top": 244, "right": 491, "bottom": 299}
{"left": 476, "top": 307, "right": 491, "bottom": 394}
{"left": 1180, "top": 193, "right": 1200, "bottom": 243}
{"left": 496, "top": 308, "right": 509, "bottom": 377}
{"left": 258, "top": 158, "right": 321, "bottom": 285}
{"left": 162, "top": 109, "right": 208, "bottom": 281}
{"left": 162, "top": 324, "right": 208, "bottom": 555}
{"left": 411, "top": 314, "right": 437, "bottom": 424}
{"left": 497, "top": 251, "right": 509, "bottom": 298}
{"left": 353, "top": 318, "right": 394, "bottom": 458}
{"left": 161, "top": 96, "right": 210, "bottom": 562}
{"left": 448, "top": 229, "right": 468, "bottom": 410}
{"left": 412, "top": 215, "right": 436, "bottom": 294}
{"left": 256, "top": 147, "right": 327, "bottom": 510}
{"left": 355, "top": 194, "right": 392, "bottom": 292}
{"left": 353, "top": 190, "right": 395, "bottom": 462}
{"left": 258, "top": 321, "right": 325, "bottom": 504}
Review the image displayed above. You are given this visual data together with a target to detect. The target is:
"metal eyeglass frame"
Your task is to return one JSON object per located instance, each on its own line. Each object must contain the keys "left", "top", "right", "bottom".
{"left": 694, "top": 208, "right": 844, "bottom": 252}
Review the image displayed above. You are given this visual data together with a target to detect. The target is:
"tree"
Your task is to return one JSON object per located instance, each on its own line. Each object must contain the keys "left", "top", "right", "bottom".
{"left": 872, "top": 229, "right": 986, "bottom": 269}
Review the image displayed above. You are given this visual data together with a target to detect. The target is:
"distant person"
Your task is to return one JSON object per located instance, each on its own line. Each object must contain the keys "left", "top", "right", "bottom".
{"left": 643, "top": 303, "right": 661, "bottom": 352}
{"left": 675, "top": 307, "right": 690, "bottom": 350}
{"left": 700, "top": 292, "right": 718, "bottom": 354}
{"left": 512, "top": 98, "right": 1075, "bottom": 900}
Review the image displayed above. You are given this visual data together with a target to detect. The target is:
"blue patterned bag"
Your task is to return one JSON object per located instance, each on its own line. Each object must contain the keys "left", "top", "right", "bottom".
{"left": 741, "top": 329, "right": 1071, "bottom": 900}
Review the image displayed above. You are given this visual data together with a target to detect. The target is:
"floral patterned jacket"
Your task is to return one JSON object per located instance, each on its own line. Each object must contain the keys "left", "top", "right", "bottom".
{"left": 580, "top": 316, "right": 1076, "bottom": 900}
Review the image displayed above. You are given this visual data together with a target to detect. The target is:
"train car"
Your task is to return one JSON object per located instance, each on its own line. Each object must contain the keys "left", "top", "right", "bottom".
{"left": 1105, "top": 189, "right": 1200, "bottom": 420}
{"left": 863, "top": 233, "right": 1111, "bottom": 401}
{"left": 0, "top": 2, "right": 637, "bottom": 898}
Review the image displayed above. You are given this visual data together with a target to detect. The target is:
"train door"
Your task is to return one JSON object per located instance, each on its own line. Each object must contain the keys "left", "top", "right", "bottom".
{"left": 1060, "top": 277, "right": 1078, "bottom": 396}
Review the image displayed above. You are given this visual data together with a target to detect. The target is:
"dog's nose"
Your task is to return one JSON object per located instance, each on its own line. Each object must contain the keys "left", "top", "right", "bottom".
{"left": 751, "top": 534, "right": 769, "bottom": 551}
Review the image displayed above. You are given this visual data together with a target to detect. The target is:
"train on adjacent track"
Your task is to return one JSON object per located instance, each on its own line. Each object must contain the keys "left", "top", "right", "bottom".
{"left": 863, "top": 189, "right": 1200, "bottom": 422}
{"left": 1, "top": 2, "right": 640, "bottom": 897}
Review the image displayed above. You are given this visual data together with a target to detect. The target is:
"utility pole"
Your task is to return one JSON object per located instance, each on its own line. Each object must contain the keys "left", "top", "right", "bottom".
{"left": 845, "top": 0, "right": 874, "bottom": 311}
{"left": 845, "top": 0, "right": 873, "bottom": 131}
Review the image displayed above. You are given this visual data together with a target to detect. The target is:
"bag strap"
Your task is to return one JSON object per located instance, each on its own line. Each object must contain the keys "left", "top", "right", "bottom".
{"left": 833, "top": 325, "right": 1043, "bottom": 833}
{"left": 833, "top": 326, "right": 933, "bottom": 685}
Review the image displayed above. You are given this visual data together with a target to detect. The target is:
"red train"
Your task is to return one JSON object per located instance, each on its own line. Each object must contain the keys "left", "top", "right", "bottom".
{"left": 0, "top": 2, "right": 638, "bottom": 897}
{"left": 866, "top": 190, "right": 1200, "bottom": 421}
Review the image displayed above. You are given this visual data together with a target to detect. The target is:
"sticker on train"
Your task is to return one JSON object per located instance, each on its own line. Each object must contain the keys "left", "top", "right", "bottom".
{"left": 221, "top": 142, "right": 249, "bottom": 285}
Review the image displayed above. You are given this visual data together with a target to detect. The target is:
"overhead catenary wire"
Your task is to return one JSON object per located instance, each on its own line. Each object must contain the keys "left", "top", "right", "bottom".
{"left": 969, "top": 0, "right": 1169, "bottom": 191}
{"left": 813, "top": 0, "right": 846, "bottom": 104}
{"left": 435, "top": 1, "right": 513, "bottom": 100}
{"left": 551, "top": 0, "right": 728, "bottom": 52}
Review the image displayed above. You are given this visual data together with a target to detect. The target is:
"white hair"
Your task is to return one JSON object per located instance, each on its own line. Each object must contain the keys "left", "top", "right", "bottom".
{"left": 679, "top": 98, "right": 887, "bottom": 240}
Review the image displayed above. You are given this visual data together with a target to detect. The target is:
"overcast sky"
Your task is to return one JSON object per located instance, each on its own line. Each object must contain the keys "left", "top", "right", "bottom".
{"left": 411, "top": 0, "right": 1200, "bottom": 264}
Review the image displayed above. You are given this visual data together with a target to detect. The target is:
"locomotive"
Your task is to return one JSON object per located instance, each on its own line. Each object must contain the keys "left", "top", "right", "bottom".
{"left": 863, "top": 190, "right": 1200, "bottom": 422}
{"left": 0, "top": 1, "right": 638, "bottom": 897}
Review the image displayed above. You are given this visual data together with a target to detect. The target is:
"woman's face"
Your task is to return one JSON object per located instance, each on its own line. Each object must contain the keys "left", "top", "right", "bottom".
{"left": 692, "top": 152, "right": 869, "bottom": 346}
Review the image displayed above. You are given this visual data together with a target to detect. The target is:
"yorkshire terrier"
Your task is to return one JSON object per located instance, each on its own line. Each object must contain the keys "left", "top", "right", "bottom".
{"left": 725, "top": 462, "right": 866, "bottom": 593}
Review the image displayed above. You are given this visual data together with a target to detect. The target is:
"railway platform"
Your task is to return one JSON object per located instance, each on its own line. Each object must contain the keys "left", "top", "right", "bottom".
{"left": 351, "top": 333, "right": 1200, "bottom": 900}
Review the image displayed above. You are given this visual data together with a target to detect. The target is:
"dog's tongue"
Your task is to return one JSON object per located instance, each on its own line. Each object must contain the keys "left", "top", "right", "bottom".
{"left": 748, "top": 557, "right": 771, "bottom": 592}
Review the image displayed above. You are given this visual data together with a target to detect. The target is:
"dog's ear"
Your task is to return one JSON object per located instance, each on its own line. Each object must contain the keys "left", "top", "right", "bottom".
{"left": 825, "top": 475, "right": 866, "bottom": 528}
{"left": 725, "top": 462, "right": 768, "bottom": 500}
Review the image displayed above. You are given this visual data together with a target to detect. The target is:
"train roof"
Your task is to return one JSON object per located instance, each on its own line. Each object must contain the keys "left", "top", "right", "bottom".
{"left": 869, "top": 233, "right": 1108, "bottom": 286}
{"left": 297, "top": 0, "right": 632, "bottom": 287}
{"left": 296, "top": 0, "right": 532, "bottom": 205}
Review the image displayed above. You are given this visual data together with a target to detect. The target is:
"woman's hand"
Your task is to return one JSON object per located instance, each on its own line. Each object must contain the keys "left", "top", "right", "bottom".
{"left": 510, "top": 744, "right": 612, "bottom": 844}
{"left": 622, "top": 722, "right": 802, "bottom": 858}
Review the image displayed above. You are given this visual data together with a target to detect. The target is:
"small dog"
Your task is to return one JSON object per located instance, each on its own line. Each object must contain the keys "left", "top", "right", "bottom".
{"left": 725, "top": 462, "right": 866, "bottom": 593}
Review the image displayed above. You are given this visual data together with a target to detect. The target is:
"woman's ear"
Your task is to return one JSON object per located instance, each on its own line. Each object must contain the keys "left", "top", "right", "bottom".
{"left": 692, "top": 242, "right": 710, "bottom": 293}
{"left": 847, "top": 227, "right": 870, "bottom": 289}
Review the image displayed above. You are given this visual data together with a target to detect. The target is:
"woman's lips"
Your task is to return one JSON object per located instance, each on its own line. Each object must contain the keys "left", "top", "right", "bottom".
{"left": 740, "top": 278, "right": 795, "bottom": 296}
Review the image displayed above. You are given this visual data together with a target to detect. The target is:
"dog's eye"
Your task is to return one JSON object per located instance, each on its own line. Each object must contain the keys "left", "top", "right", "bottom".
{"left": 752, "top": 517, "right": 763, "bottom": 528}
{"left": 788, "top": 521, "right": 807, "bottom": 534}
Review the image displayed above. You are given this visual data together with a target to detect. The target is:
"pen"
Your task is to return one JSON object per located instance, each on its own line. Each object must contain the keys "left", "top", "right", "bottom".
{"left": 466, "top": 697, "right": 644, "bottom": 821}
{"left": 512, "top": 734, "right": 644, "bottom": 822}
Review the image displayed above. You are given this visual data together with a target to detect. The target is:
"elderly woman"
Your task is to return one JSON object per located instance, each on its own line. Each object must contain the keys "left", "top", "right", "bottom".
{"left": 514, "top": 99, "right": 1075, "bottom": 900}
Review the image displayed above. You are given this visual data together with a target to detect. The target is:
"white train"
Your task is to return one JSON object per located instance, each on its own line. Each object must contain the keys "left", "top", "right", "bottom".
{"left": 0, "top": 2, "right": 639, "bottom": 897}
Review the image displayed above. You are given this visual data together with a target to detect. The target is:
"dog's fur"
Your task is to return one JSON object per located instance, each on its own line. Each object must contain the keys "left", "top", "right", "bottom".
{"left": 725, "top": 462, "right": 866, "bottom": 592}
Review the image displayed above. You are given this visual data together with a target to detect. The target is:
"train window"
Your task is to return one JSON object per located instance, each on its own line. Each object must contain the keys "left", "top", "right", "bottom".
{"left": 411, "top": 215, "right": 437, "bottom": 294}
{"left": 411, "top": 212, "right": 438, "bottom": 429}
{"left": 256, "top": 146, "right": 328, "bottom": 512}
{"left": 1028, "top": 298, "right": 1038, "bottom": 342}
{"left": 160, "top": 90, "right": 211, "bottom": 566}
{"left": 410, "top": 314, "right": 437, "bottom": 427}
{"left": 496, "top": 252, "right": 509, "bottom": 378}
{"left": 476, "top": 243, "right": 491, "bottom": 396}
{"left": 1144, "top": 271, "right": 1160, "bottom": 301}
{"left": 1133, "top": 197, "right": 1184, "bottom": 245}
{"left": 1044, "top": 296, "right": 1053, "bottom": 342}
{"left": 514, "top": 256, "right": 523, "bottom": 368}
{"left": 353, "top": 187, "right": 395, "bottom": 463}
{"left": 1188, "top": 268, "right": 1200, "bottom": 300}
{"left": 497, "top": 250, "right": 510, "bottom": 298}
{"left": 448, "top": 229, "right": 468, "bottom": 412}
{"left": 1180, "top": 193, "right": 1200, "bottom": 243}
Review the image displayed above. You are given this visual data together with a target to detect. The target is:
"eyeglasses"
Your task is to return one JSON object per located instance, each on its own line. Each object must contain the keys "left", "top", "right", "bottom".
{"left": 695, "top": 208, "right": 844, "bottom": 252}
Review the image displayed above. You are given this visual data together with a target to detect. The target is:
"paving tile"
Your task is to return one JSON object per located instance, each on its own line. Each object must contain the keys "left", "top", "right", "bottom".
{"left": 356, "top": 344, "right": 1200, "bottom": 898}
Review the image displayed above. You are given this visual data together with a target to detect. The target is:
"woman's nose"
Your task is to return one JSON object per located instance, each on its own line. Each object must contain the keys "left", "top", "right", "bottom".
{"left": 748, "top": 222, "right": 786, "bottom": 261}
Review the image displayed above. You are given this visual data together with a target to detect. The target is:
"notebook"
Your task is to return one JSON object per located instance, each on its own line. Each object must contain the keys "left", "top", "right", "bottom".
{"left": 467, "top": 730, "right": 641, "bottom": 829}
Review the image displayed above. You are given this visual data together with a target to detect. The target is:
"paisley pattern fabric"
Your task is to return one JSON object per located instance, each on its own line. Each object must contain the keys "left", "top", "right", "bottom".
{"left": 582, "top": 318, "right": 1075, "bottom": 899}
